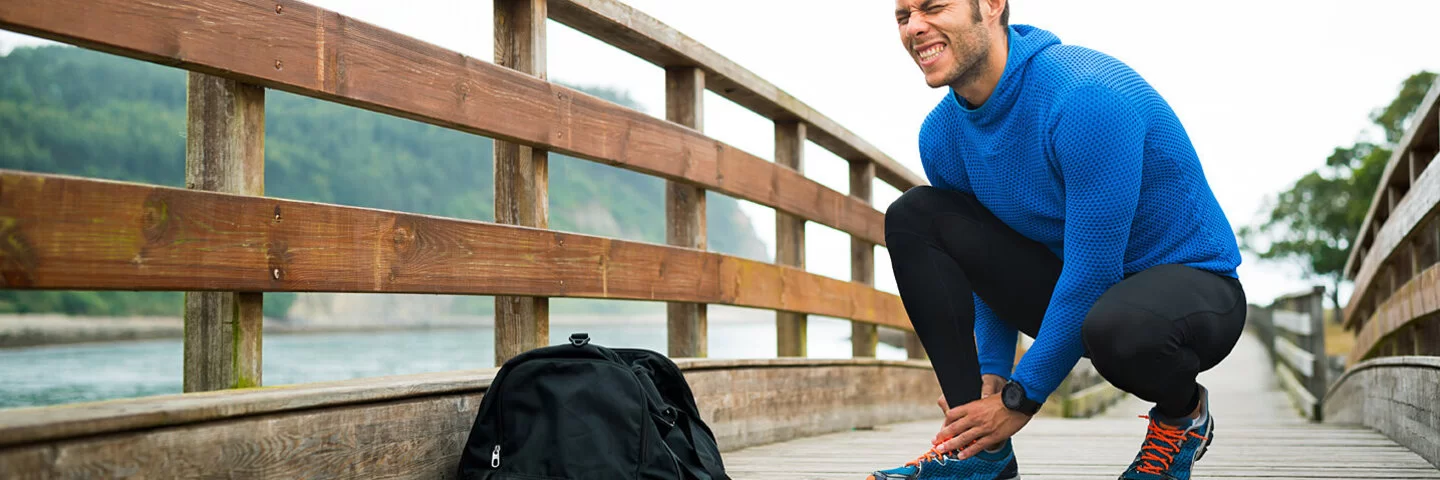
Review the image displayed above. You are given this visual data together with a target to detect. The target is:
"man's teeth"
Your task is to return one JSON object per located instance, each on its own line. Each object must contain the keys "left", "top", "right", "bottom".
{"left": 918, "top": 44, "right": 945, "bottom": 61}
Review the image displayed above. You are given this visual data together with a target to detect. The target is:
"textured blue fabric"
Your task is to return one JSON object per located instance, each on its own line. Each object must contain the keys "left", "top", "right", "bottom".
{"left": 917, "top": 25, "right": 1241, "bottom": 403}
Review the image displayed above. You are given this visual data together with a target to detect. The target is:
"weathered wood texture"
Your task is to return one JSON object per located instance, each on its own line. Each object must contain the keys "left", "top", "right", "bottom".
{"left": 1351, "top": 251, "right": 1440, "bottom": 363}
{"left": 493, "top": 0, "right": 551, "bottom": 366}
{"left": 183, "top": 74, "right": 265, "bottom": 392}
{"left": 543, "top": 0, "right": 925, "bottom": 191}
{"left": 666, "top": 66, "right": 708, "bottom": 358}
{"left": 0, "top": 172, "right": 910, "bottom": 330}
{"left": 724, "top": 332, "right": 1440, "bottom": 478}
{"left": 850, "top": 160, "right": 879, "bottom": 358}
{"left": 1344, "top": 76, "right": 1440, "bottom": 327}
{"left": 1346, "top": 151, "right": 1440, "bottom": 329}
{"left": 0, "top": 0, "right": 887, "bottom": 247}
{"left": 1324, "top": 356, "right": 1440, "bottom": 468}
{"left": 775, "top": 121, "right": 807, "bottom": 357}
{"left": 0, "top": 359, "right": 939, "bottom": 478}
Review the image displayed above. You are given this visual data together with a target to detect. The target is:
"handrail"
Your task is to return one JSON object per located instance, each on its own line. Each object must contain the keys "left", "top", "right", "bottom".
{"left": 545, "top": 0, "right": 927, "bottom": 191}
{"left": 1342, "top": 77, "right": 1440, "bottom": 329}
{"left": 1247, "top": 287, "right": 1331, "bottom": 421}
{"left": 0, "top": 0, "right": 886, "bottom": 246}
{"left": 0, "top": 170, "right": 909, "bottom": 328}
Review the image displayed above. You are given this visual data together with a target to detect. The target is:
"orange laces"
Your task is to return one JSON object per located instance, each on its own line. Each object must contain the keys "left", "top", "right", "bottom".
{"left": 1135, "top": 415, "right": 1205, "bottom": 475}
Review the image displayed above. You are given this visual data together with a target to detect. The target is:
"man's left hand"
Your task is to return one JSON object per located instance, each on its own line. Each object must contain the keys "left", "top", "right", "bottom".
{"left": 932, "top": 395, "right": 1033, "bottom": 459}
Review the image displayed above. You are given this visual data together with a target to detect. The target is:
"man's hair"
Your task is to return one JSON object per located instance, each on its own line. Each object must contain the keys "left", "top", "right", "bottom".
{"left": 971, "top": 0, "right": 1010, "bottom": 26}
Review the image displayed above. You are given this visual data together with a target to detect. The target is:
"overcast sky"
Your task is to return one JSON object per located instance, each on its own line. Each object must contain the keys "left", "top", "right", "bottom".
{"left": 5, "top": 1, "right": 1440, "bottom": 306}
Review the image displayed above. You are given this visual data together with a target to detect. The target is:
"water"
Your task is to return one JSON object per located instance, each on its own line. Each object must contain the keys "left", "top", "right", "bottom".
{"left": 0, "top": 318, "right": 908, "bottom": 410}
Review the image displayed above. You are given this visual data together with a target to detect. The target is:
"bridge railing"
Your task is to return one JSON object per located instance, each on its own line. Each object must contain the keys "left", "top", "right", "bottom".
{"left": 1247, "top": 287, "right": 1331, "bottom": 421}
{"left": 1324, "top": 75, "right": 1440, "bottom": 466}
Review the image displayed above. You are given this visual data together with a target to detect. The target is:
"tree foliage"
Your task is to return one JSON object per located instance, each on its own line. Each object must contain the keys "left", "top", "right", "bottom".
{"left": 1240, "top": 71, "right": 1436, "bottom": 309}
{"left": 0, "top": 45, "right": 769, "bottom": 317}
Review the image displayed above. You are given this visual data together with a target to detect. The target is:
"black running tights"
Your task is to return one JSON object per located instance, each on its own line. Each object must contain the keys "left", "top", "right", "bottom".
{"left": 884, "top": 186, "right": 1247, "bottom": 418}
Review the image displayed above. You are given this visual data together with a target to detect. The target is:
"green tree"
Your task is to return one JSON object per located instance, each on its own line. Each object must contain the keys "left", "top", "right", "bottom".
{"left": 1240, "top": 71, "right": 1436, "bottom": 314}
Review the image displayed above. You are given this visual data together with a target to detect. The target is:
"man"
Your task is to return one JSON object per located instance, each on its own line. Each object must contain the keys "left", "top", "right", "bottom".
{"left": 870, "top": 1, "right": 1247, "bottom": 479}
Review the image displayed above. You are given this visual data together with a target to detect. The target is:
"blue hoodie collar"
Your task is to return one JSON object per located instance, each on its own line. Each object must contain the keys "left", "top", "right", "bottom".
{"left": 950, "top": 24, "right": 1062, "bottom": 122}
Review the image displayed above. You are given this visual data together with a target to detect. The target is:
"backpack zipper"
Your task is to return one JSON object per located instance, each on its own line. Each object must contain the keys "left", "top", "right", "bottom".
{"left": 491, "top": 445, "right": 501, "bottom": 468}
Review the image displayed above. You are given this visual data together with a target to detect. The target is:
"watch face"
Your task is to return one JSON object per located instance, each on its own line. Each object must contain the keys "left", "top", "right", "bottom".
{"left": 1003, "top": 383, "right": 1020, "bottom": 406}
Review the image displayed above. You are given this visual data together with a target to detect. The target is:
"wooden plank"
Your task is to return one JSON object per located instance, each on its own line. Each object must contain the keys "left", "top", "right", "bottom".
{"left": 665, "top": 66, "right": 707, "bottom": 358}
{"left": 1323, "top": 356, "right": 1440, "bottom": 466}
{"left": 1344, "top": 76, "right": 1440, "bottom": 278}
{"left": 775, "top": 121, "right": 807, "bottom": 357}
{"left": 493, "top": 0, "right": 550, "bottom": 365}
{"left": 1350, "top": 263, "right": 1440, "bottom": 363}
{"left": 1275, "top": 336, "right": 1315, "bottom": 377}
{"left": 0, "top": 359, "right": 940, "bottom": 477}
{"left": 0, "top": 171, "right": 912, "bottom": 331}
{"left": 1343, "top": 150, "right": 1440, "bottom": 328}
{"left": 1273, "top": 310, "right": 1312, "bottom": 335}
{"left": 0, "top": 0, "right": 886, "bottom": 247}
{"left": 543, "top": 0, "right": 926, "bottom": 192}
{"left": 850, "top": 160, "right": 878, "bottom": 358}
{"left": 182, "top": 73, "right": 265, "bottom": 392}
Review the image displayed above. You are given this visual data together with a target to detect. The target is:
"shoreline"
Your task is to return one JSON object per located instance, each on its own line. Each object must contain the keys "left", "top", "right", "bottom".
{"left": 0, "top": 310, "right": 806, "bottom": 350}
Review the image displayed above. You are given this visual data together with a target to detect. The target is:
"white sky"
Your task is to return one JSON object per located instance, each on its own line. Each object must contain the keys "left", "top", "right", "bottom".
{"left": 5, "top": 1, "right": 1440, "bottom": 306}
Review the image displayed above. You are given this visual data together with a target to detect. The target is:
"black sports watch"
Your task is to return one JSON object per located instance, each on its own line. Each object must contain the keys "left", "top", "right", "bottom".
{"left": 1001, "top": 379, "right": 1042, "bottom": 415}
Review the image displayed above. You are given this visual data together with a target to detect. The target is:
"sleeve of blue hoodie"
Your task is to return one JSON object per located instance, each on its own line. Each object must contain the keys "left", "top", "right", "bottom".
{"left": 918, "top": 144, "right": 1020, "bottom": 381}
{"left": 1008, "top": 83, "right": 1145, "bottom": 404}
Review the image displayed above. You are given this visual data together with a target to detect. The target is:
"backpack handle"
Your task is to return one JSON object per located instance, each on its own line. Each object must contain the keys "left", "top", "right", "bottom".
{"left": 568, "top": 333, "right": 590, "bottom": 347}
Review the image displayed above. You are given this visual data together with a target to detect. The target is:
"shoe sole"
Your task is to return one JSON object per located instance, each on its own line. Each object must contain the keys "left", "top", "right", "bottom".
{"left": 1194, "top": 416, "right": 1215, "bottom": 462}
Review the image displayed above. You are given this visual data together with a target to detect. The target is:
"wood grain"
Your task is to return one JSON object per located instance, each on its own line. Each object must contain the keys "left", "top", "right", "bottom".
{"left": 1349, "top": 262, "right": 1440, "bottom": 364}
{"left": 1344, "top": 150, "right": 1440, "bottom": 328}
{"left": 850, "top": 160, "right": 879, "bottom": 358}
{"left": 543, "top": 0, "right": 926, "bottom": 192}
{"left": 775, "top": 121, "right": 807, "bottom": 358}
{"left": 0, "top": 0, "right": 887, "bottom": 247}
{"left": 666, "top": 66, "right": 708, "bottom": 358}
{"left": 183, "top": 73, "right": 265, "bottom": 392}
{"left": 0, "top": 171, "right": 911, "bottom": 330}
{"left": 1323, "top": 355, "right": 1440, "bottom": 467}
{"left": 0, "top": 360, "right": 939, "bottom": 478}
{"left": 493, "top": 0, "right": 550, "bottom": 366}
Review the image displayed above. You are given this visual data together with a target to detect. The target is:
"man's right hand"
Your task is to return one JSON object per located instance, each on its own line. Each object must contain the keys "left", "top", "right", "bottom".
{"left": 937, "top": 375, "right": 1009, "bottom": 423}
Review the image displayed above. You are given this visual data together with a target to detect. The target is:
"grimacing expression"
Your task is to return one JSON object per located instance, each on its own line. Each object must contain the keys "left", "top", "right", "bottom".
{"left": 896, "top": 0, "right": 992, "bottom": 89}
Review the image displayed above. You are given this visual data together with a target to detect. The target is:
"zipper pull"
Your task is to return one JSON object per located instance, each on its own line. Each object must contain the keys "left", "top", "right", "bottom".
{"left": 491, "top": 445, "right": 501, "bottom": 468}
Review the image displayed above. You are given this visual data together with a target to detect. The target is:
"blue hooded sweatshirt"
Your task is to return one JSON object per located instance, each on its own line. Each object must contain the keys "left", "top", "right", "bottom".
{"left": 917, "top": 25, "right": 1242, "bottom": 404}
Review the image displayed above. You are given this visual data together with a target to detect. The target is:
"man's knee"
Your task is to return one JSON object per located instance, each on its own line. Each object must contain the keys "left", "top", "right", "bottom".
{"left": 885, "top": 186, "right": 945, "bottom": 237}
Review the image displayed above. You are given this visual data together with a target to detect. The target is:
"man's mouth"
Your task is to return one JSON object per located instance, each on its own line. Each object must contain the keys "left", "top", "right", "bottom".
{"left": 916, "top": 43, "right": 947, "bottom": 65}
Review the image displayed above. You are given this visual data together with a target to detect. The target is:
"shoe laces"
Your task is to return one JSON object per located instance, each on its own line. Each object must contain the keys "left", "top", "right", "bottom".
{"left": 903, "top": 437, "right": 972, "bottom": 467}
{"left": 1134, "top": 415, "right": 1205, "bottom": 475}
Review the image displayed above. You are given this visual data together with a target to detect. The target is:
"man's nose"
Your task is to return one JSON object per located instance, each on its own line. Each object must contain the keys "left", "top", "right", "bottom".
{"left": 904, "top": 13, "right": 929, "bottom": 41}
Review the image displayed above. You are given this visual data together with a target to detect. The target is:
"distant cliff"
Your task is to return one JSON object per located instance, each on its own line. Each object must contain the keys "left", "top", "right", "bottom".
{"left": 0, "top": 45, "right": 770, "bottom": 322}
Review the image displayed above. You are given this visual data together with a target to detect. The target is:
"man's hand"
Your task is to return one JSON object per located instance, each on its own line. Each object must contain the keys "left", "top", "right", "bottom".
{"left": 933, "top": 395, "right": 1032, "bottom": 460}
{"left": 937, "top": 375, "right": 1008, "bottom": 425}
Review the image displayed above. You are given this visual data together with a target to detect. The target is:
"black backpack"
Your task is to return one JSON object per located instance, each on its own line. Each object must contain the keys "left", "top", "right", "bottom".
{"left": 457, "top": 333, "right": 729, "bottom": 480}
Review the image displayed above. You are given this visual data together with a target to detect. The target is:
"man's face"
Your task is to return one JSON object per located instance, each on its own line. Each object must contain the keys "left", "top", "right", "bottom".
{"left": 896, "top": 0, "right": 992, "bottom": 89}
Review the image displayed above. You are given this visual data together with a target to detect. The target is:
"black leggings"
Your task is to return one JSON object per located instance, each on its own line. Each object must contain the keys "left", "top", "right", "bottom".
{"left": 885, "top": 186, "right": 1247, "bottom": 417}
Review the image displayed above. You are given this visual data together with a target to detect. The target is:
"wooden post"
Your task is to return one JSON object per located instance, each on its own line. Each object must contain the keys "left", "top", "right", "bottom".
{"left": 494, "top": 0, "right": 549, "bottom": 366}
{"left": 906, "top": 332, "right": 927, "bottom": 360}
{"left": 666, "top": 66, "right": 707, "bottom": 358}
{"left": 1307, "top": 286, "right": 1327, "bottom": 421}
{"left": 850, "top": 160, "right": 878, "bottom": 358}
{"left": 775, "top": 121, "right": 807, "bottom": 357}
{"left": 183, "top": 73, "right": 264, "bottom": 392}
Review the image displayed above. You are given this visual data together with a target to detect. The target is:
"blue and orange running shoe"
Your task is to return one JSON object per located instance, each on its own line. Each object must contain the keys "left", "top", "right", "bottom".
{"left": 867, "top": 438, "right": 1020, "bottom": 480}
{"left": 1119, "top": 386, "right": 1214, "bottom": 480}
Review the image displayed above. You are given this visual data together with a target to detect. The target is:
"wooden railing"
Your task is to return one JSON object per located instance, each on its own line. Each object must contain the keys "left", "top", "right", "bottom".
{"left": 1339, "top": 76, "right": 1440, "bottom": 362}
{"left": 1322, "top": 75, "right": 1440, "bottom": 466}
{"left": 1247, "top": 287, "right": 1331, "bottom": 421}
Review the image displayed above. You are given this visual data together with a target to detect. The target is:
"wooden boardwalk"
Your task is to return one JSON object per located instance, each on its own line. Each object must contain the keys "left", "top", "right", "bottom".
{"left": 726, "top": 332, "right": 1440, "bottom": 479}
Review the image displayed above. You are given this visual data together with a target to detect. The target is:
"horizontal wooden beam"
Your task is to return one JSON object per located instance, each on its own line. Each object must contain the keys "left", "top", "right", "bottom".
{"left": 0, "top": 171, "right": 909, "bottom": 330}
{"left": 1350, "top": 262, "right": 1440, "bottom": 364}
{"left": 1344, "top": 77, "right": 1440, "bottom": 279}
{"left": 1343, "top": 151, "right": 1440, "bottom": 328}
{"left": 0, "top": 0, "right": 884, "bottom": 247}
{"left": 545, "top": 0, "right": 927, "bottom": 192}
